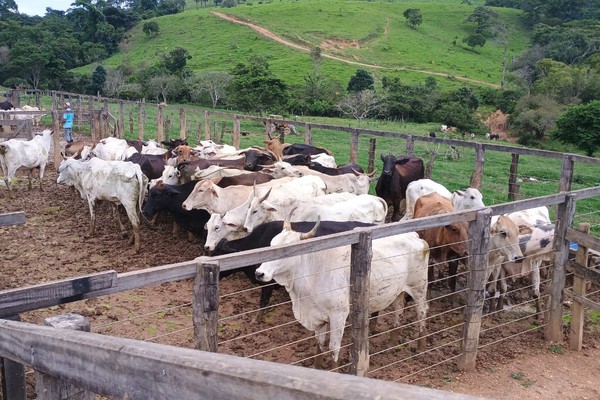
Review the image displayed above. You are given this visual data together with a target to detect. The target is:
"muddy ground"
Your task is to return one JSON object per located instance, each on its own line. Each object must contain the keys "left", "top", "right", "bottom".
{"left": 1, "top": 159, "right": 599, "bottom": 400}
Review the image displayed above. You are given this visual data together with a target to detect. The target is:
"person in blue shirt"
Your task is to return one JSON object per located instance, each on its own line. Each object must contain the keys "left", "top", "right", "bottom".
{"left": 63, "top": 102, "right": 74, "bottom": 144}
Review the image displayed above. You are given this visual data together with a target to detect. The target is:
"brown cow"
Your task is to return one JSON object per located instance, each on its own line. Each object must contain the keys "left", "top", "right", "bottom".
{"left": 172, "top": 145, "right": 200, "bottom": 164}
{"left": 64, "top": 140, "right": 97, "bottom": 159}
{"left": 413, "top": 192, "right": 468, "bottom": 290}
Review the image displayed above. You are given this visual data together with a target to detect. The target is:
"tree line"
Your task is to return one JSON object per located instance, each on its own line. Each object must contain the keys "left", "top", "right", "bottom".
{"left": 2, "top": 0, "right": 600, "bottom": 155}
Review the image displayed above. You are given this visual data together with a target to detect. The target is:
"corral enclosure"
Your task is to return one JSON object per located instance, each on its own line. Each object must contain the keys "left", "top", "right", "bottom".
{"left": 2, "top": 90, "right": 600, "bottom": 399}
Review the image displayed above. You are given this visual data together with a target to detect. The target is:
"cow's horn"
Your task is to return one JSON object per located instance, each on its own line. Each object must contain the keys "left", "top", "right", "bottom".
{"left": 367, "top": 169, "right": 378, "bottom": 177}
{"left": 300, "top": 217, "right": 321, "bottom": 240}
{"left": 258, "top": 188, "right": 272, "bottom": 203}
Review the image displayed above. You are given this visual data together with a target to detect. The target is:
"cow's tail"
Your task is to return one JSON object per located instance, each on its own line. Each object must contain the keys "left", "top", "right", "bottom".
{"left": 136, "top": 166, "right": 154, "bottom": 230}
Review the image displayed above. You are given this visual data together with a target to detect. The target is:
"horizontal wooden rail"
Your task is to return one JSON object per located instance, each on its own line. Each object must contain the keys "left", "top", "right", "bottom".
{"left": 567, "top": 227, "right": 600, "bottom": 251}
{"left": 568, "top": 260, "right": 600, "bottom": 286}
{"left": 0, "top": 212, "right": 26, "bottom": 227}
{"left": 0, "top": 319, "right": 482, "bottom": 400}
{"left": 564, "top": 289, "right": 600, "bottom": 313}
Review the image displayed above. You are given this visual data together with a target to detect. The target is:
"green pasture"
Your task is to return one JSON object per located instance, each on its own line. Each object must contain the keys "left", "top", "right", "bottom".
{"left": 75, "top": 0, "right": 530, "bottom": 89}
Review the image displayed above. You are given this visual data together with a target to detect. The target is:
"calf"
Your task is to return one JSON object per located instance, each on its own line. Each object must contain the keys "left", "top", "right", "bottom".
{"left": 413, "top": 192, "right": 469, "bottom": 289}
{"left": 0, "top": 100, "right": 14, "bottom": 110}
{"left": 0, "top": 129, "right": 53, "bottom": 197}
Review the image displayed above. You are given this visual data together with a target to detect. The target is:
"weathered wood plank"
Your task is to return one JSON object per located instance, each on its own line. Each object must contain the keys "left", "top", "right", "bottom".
{"left": 1, "top": 315, "right": 26, "bottom": 400}
{"left": 546, "top": 195, "right": 576, "bottom": 342}
{"left": 459, "top": 209, "right": 491, "bottom": 371}
{"left": 569, "top": 224, "right": 589, "bottom": 351}
{"left": 0, "top": 211, "right": 26, "bottom": 227}
{"left": 568, "top": 260, "right": 600, "bottom": 286}
{"left": 193, "top": 262, "right": 219, "bottom": 353}
{"left": 564, "top": 289, "right": 600, "bottom": 313}
{"left": 566, "top": 228, "right": 600, "bottom": 252}
{"left": 349, "top": 231, "right": 372, "bottom": 377}
{"left": 0, "top": 319, "right": 484, "bottom": 400}
{"left": 0, "top": 271, "right": 117, "bottom": 317}
{"left": 35, "top": 314, "right": 94, "bottom": 400}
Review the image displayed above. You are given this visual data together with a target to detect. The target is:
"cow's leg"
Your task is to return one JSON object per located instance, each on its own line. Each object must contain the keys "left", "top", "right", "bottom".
{"left": 328, "top": 312, "right": 346, "bottom": 369}
{"left": 112, "top": 205, "right": 126, "bottom": 232}
{"left": 531, "top": 260, "right": 542, "bottom": 318}
{"left": 252, "top": 285, "right": 275, "bottom": 324}
{"left": 313, "top": 324, "right": 329, "bottom": 369}
{"left": 87, "top": 200, "right": 96, "bottom": 237}
{"left": 122, "top": 201, "right": 141, "bottom": 252}
{"left": 38, "top": 164, "right": 46, "bottom": 191}
{"left": 411, "top": 282, "right": 429, "bottom": 351}
{"left": 389, "top": 294, "right": 406, "bottom": 345}
{"left": 391, "top": 201, "right": 401, "bottom": 221}
{"left": 27, "top": 170, "right": 33, "bottom": 190}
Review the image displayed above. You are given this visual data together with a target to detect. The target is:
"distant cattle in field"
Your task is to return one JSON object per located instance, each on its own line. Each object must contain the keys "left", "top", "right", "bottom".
{"left": 489, "top": 133, "right": 500, "bottom": 140}
{"left": 375, "top": 154, "right": 424, "bottom": 221}
{"left": 429, "top": 131, "right": 436, "bottom": 138}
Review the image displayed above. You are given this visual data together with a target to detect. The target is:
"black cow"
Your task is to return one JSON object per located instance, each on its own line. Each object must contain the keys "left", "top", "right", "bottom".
{"left": 126, "top": 139, "right": 147, "bottom": 153}
{"left": 215, "top": 172, "right": 275, "bottom": 187}
{"left": 429, "top": 131, "right": 437, "bottom": 138}
{"left": 241, "top": 148, "right": 277, "bottom": 171}
{"left": 282, "top": 153, "right": 312, "bottom": 166}
{"left": 375, "top": 154, "right": 424, "bottom": 221}
{"left": 211, "top": 220, "right": 374, "bottom": 322}
{"left": 489, "top": 133, "right": 500, "bottom": 140}
{"left": 0, "top": 100, "right": 14, "bottom": 110}
{"left": 308, "top": 162, "right": 365, "bottom": 175}
{"left": 282, "top": 143, "right": 332, "bottom": 156}
{"left": 161, "top": 138, "right": 188, "bottom": 152}
{"left": 126, "top": 152, "right": 168, "bottom": 180}
{"left": 143, "top": 181, "right": 210, "bottom": 238}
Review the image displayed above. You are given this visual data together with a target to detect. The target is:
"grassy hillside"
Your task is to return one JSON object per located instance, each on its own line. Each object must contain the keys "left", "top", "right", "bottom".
{"left": 77, "top": 0, "right": 531, "bottom": 89}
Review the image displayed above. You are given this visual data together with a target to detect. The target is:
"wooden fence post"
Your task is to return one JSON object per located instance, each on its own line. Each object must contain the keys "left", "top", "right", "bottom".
{"left": 204, "top": 111, "right": 210, "bottom": 140}
{"left": 406, "top": 135, "right": 414, "bottom": 157}
{"left": 350, "top": 129, "right": 359, "bottom": 164}
{"left": 349, "top": 231, "right": 372, "bottom": 376}
{"left": 35, "top": 314, "right": 94, "bottom": 400}
{"left": 137, "top": 102, "right": 143, "bottom": 140}
{"left": 570, "top": 223, "right": 590, "bottom": 351}
{"left": 367, "top": 138, "right": 376, "bottom": 174}
{"left": 76, "top": 95, "right": 82, "bottom": 132}
{"left": 232, "top": 115, "right": 241, "bottom": 149}
{"left": 52, "top": 110, "right": 61, "bottom": 167}
{"left": 156, "top": 105, "right": 164, "bottom": 142}
{"left": 213, "top": 121, "right": 219, "bottom": 142}
{"left": 1, "top": 315, "right": 26, "bottom": 400}
{"left": 119, "top": 101, "right": 125, "bottom": 139}
{"left": 559, "top": 154, "right": 574, "bottom": 192}
{"left": 458, "top": 208, "right": 491, "bottom": 371}
{"left": 470, "top": 143, "right": 485, "bottom": 189}
{"left": 546, "top": 194, "right": 576, "bottom": 342}
{"left": 193, "top": 261, "right": 220, "bottom": 353}
{"left": 508, "top": 153, "right": 520, "bottom": 201}
{"left": 302, "top": 123, "right": 311, "bottom": 145}
{"left": 129, "top": 110, "right": 134, "bottom": 137}
{"left": 179, "top": 108, "right": 186, "bottom": 140}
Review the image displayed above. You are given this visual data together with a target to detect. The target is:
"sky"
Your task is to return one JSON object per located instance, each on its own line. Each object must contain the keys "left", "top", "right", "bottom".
{"left": 15, "top": 0, "right": 74, "bottom": 17}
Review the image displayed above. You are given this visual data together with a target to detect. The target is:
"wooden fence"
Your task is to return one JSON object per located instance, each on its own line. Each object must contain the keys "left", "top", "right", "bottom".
{"left": 2, "top": 185, "right": 600, "bottom": 398}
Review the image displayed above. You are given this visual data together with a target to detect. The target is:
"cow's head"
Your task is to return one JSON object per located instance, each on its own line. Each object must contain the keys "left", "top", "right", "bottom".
{"left": 380, "top": 154, "right": 397, "bottom": 176}
{"left": 490, "top": 215, "right": 525, "bottom": 263}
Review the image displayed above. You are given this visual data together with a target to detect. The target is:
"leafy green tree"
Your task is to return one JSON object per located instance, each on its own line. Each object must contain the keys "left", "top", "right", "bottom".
{"left": 143, "top": 20, "right": 160, "bottom": 37}
{"left": 147, "top": 74, "right": 182, "bottom": 103}
{"left": 508, "top": 94, "right": 561, "bottom": 141}
{"left": 189, "top": 71, "right": 232, "bottom": 108}
{"left": 161, "top": 46, "right": 191, "bottom": 75}
{"left": 381, "top": 76, "right": 439, "bottom": 123}
{"left": 402, "top": 8, "right": 423, "bottom": 30}
{"left": 463, "top": 33, "right": 486, "bottom": 49}
{"left": 0, "top": 0, "right": 18, "bottom": 18}
{"left": 347, "top": 69, "right": 374, "bottom": 93}
{"left": 90, "top": 65, "right": 107, "bottom": 95}
{"left": 554, "top": 100, "right": 600, "bottom": 156}
{"left": 434, "top": 102, "right": 481, "bottom": 132}
{"left": 226, "top": 56, "right": 288, "bottom": 115}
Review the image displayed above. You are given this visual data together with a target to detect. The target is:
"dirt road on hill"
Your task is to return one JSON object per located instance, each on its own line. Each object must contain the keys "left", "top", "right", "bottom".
{"left": 211, "top": 11, "right": 500, "bottom": 88}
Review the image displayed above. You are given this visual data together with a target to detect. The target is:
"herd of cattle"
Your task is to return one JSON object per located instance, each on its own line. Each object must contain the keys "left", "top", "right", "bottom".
{"left": 0, "top": 100, "right": 47, "bottom": 128}
{"left": 0, "top": 129, "right": 555, "bottom": 366}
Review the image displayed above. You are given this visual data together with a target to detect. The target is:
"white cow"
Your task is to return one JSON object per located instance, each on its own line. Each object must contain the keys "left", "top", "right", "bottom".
{"left": 141, "top": 140, "right": 167, "bottom": 155}
{"left": 499, "top": 207, "right": 554, "bottom": 315}
{"left": 401, "top": 179, "right": 484, "bottom": 220}
{"left": 149, "top": 165, "right": 181, "bottom": 189}
{"left": 182, "top": 175, "right": 325, "bottom": 215}
{"left": 0, "top": 129, "right": 52, "bottom": 197}
{"left": 310, "top": 153, "right": 336, "bottom": 168}
{"left": 243, "top": 193, "right": 387, "bottom": 233}
{"left": 56, "top": 158, "right": 148, "bottom": 252}
{"left": 194, "top": 140, "right": 238, "bottom": 159}
{"left": 193, "top": 165, "right": 253, "bottom": 181}
{"left": 204, "top": 192, "right": 357, "bottom": 251}
{"left": 255, "top": 220, "right": 430, "bottom": 366}
{"left": 265, "top": 161, "right": 371, "bottom": 195}
{"left": 93, "top": 137, "right": 137, "bottom": 161}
